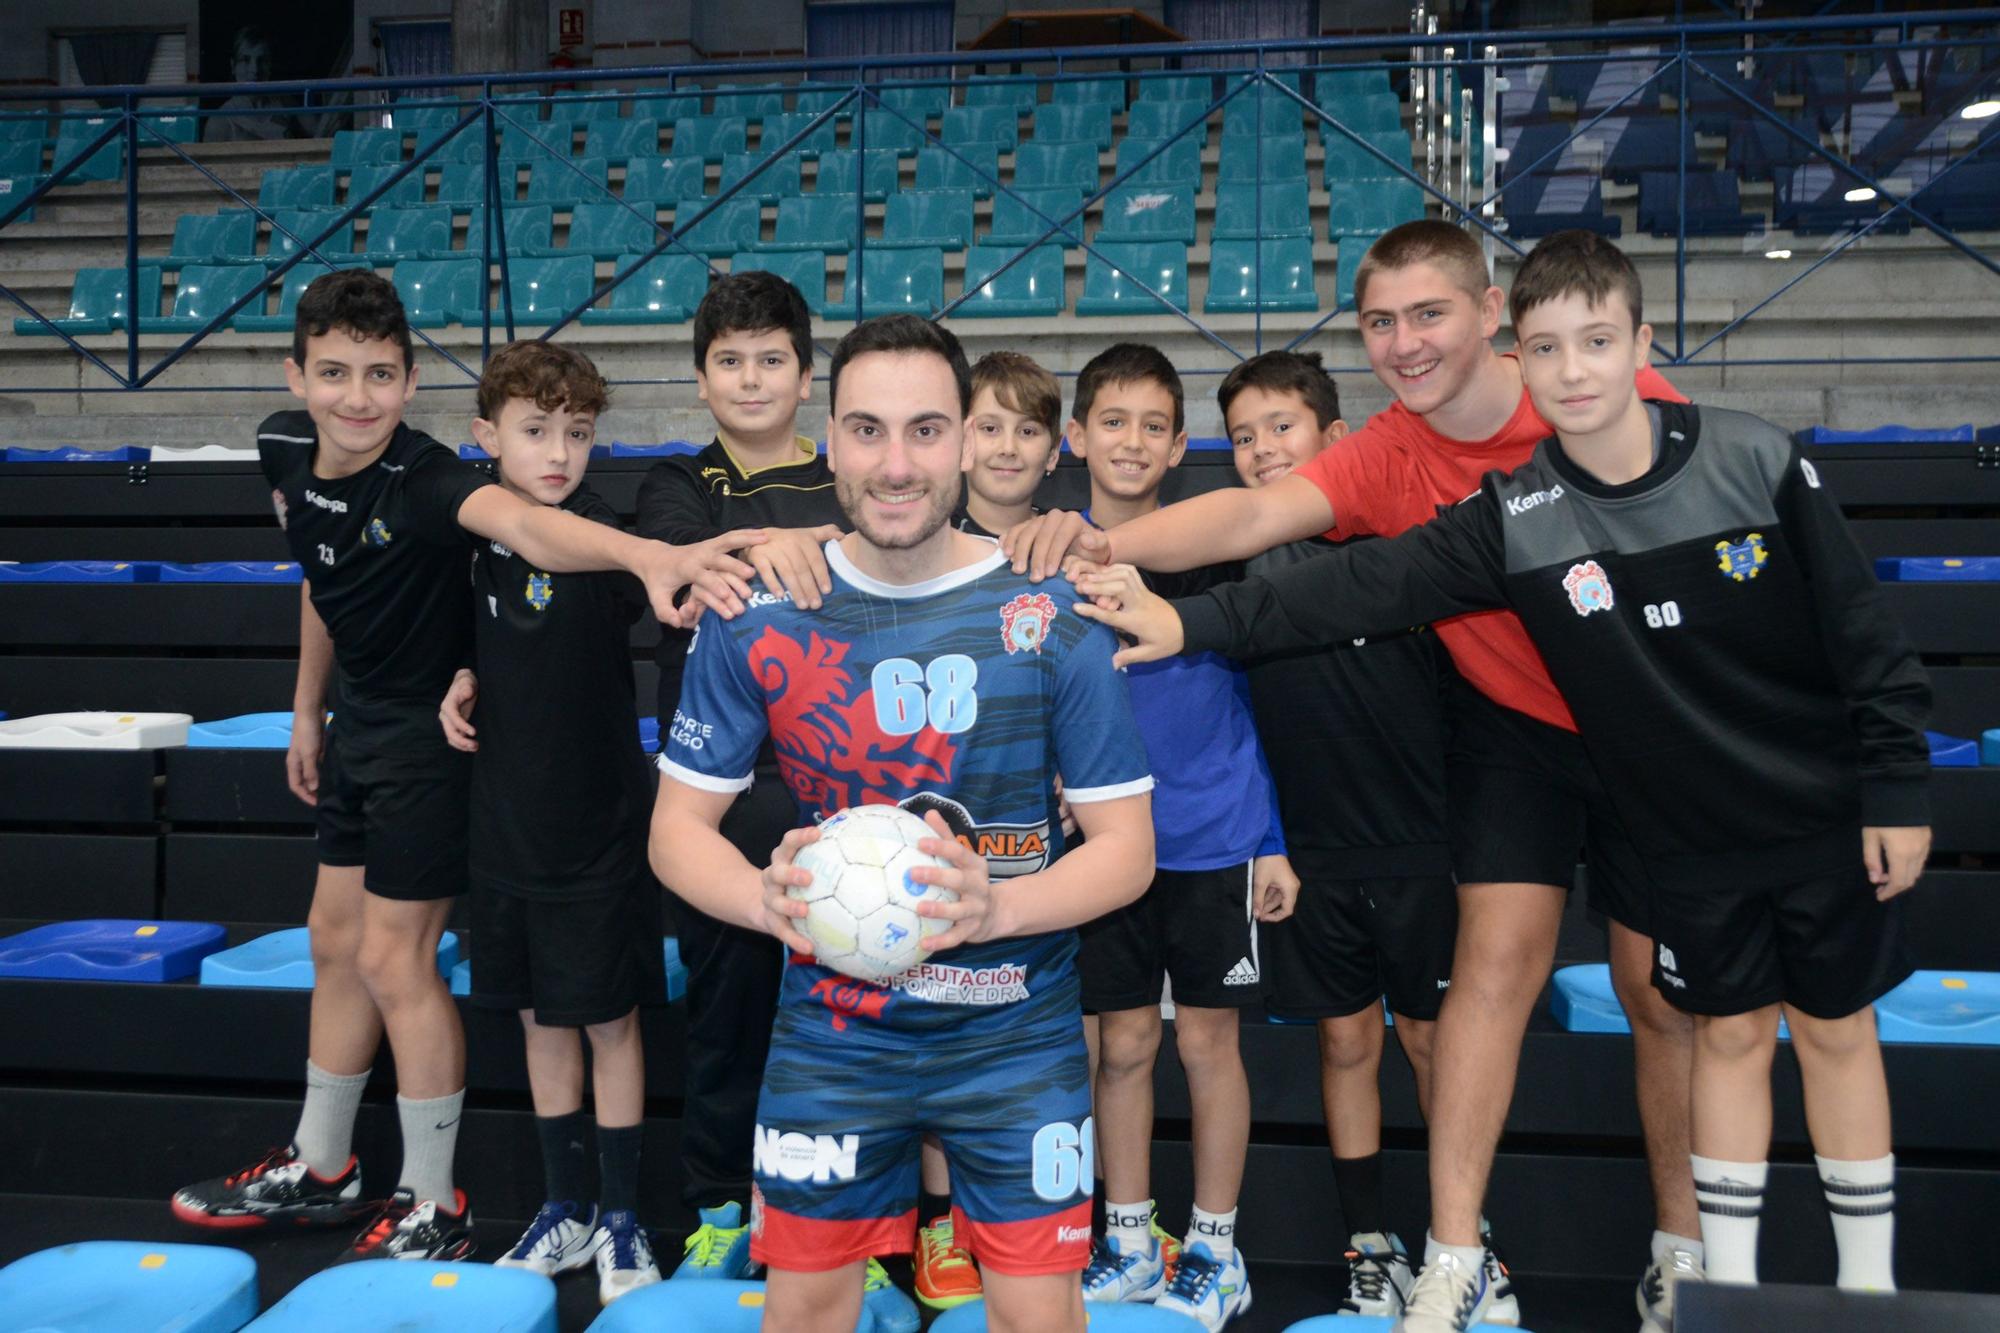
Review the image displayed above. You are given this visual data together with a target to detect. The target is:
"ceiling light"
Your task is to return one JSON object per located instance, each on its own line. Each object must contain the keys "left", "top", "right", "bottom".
{"left": 1764, "top": 248, "right": 1792, "bottom": 259}
{"left": 1962, "top": 100, "right": 2000, "bottom": 120}
{"left": 1843, "top": 186, "right": 1877, "bottom": 203}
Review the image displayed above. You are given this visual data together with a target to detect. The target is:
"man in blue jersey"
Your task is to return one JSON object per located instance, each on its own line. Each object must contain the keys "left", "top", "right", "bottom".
{"left": 651, "top": 314, "right": 1158, "bottom": 1333}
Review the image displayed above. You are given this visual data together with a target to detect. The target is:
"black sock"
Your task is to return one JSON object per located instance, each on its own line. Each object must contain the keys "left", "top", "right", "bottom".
{"left": 598, "top": 1123, "right": 643, "bottom": 1217}
{"left": 919, "top": 1188, "right": 952, "bottom": 1226}
{"left": 1091, "top": 1187, "right": 1107, "bottom": 1238}
{"left": 1330, "top": 1151, "right": 1385, "bottom": 1238}
{"left": 537, "top": 1110, "right": 590, "bottom": 1207}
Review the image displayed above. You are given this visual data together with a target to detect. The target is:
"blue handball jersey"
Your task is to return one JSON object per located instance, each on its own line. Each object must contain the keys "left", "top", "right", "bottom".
{"left": 663, "top": 538, "right": 1153, "bottom": 1050}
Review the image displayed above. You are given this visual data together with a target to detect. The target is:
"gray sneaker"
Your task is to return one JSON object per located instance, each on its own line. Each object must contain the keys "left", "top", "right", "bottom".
{"left": 1639, "top": 1247, "right": 1704, "bottom": 1332}
{"left": 1394, "top": 1250, "right": 1510, "bottom": 1332}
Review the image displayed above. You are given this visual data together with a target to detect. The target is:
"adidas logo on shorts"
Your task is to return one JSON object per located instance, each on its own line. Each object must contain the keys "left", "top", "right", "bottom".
{"left": 1223, "top": 957, "right": 1260, "bottom": 986}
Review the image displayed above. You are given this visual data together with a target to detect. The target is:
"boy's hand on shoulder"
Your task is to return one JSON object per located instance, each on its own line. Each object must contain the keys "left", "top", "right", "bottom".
{"left": 759, "top": 825, "right": 821, "bottom": 954}
{"left": 746, "top": 524, "right": 843, "bottom": 609}
{"left": 914, "top": 809, "right": 1002, "bottom": 951}
{"left": 643, "top": 528, "right": 766, "bottom": 626}
{"left": 286, "top": 708, "right": 324, "bottom": 807}
{"left": 1863, "top": 825, "right": 1930, "bottom": 900}
{"left": 1001, "top": 510, "right": 1111, "bottom": 582}
{"left": 1071, "top": 563, "right": 1185, "bottom": 668}
{"left": 1253, "top": 853, "right": 1300, "bottom": 922}
{"left": 439, "top": 669, "right": 478, "bottom": 753}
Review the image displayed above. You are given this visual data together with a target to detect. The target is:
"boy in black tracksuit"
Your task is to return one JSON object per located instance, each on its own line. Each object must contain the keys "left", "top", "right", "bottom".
{"left": 1079, "top": 232, "right": 1929, "bottom": 1322}
{"left": 632, "top": 271, "right": 844, "bottom": 1276}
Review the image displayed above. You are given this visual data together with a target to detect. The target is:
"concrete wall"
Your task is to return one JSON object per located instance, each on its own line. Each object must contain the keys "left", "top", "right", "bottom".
{"left": 0, "top": 1, "right": 202, "bottom": 87}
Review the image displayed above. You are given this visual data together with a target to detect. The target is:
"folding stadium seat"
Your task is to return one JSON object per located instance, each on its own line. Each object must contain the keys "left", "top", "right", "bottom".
{"left": 1334, "top": 232, "right": 1381, "bottom": 310}
{"left": 1725, "top": 115, "right": 1817, "bottom": 182}
{"left": 565, "top": 200, "right": 661, "bottom": 259}
{"left": 1014, "top": 141, "right": 1098, "bottom": 194}
{"left": 263, "top": 210, "right": 356, "bottom": 266}
{"left": 958, "top": 243, "right": 1066, "bottom": 318}
{"left": 1637, "top": 170, "right": 1762, "bottom": 237}
{"left": 878, "top": 84, "right": 951, "bottom": 125}
{"left": 697, "top": 83, "right": 779, "bottom": 122}
{"left": 13, "top": 264, "right": 161, "bottom": 335}
{"left": 354, "top": 205, "right": 448, "bottom": 265}
{"left": 1602, "top": 116, "right": 1696, "bottom": 184}
{"left": 456, "top": 204, "right": 559, "bottom": 257}
{"left": 423, "top": 120, "right": 494, "bottom": 164}
{"left": 1126, "top": 100, "right": 1208, "bottom": 149}
{"left": 985, "top": 185, "right": 1088, "bottom": 247}
{"left": 392, "top": 258, "right": 482, "bottom": 327}
{"left": 854, "top": 109, "right": 927, "bottom": 155}
{"left": 143, "top": 263, "right": 268, "bottom": 333}
{"left": 0, "top": 111, "right": 47, "bottom": 141}
{"left": 137, "top": 107, "right": 200, "bottom": 144}
{"left": 585, "top": 118, "right": 660, "bottom": 165}
{"left": 1222, "top": 96, "right": 1303, "bottom": 140}
{"left": 915, "top": 144, "right": 1001, "bottom": 198}
{"left": 720, "top": 150, "right": 804, "bottom": 205}
{"left": 1205, "top": 237, "right": 1318, "bottom": 313}
{"left": 52, "top": 115, "right": 121, "bottom": 182}
{"left": 1321, "top": 128, "right": 1409, "bottom": 185}
{"left": 1499, "top": 174, "right": 1620, "bottom": 238}
{"left": 731, "top": 249, "right": 833, "bottom": 316}
{"left": 942, "top": 105, "right": 1020, "bottom": 151}
{"left": 1218, "top": 134, "right": 1307, "bottom": 184}
{"left": 0, "top": 1242, "right": 256, "bottom": 1332}
{"left": 760, "top": 112, "right": 837, "bottom": 158}
{"left": 486, "top": 253, "right": 597, "bottom": 323}
{"left": 330, "top": 128, "right": 401, "bottom": 171}
{"left": 794, "top": 85, "right": 857, "bottom": 121}
{"left": 393, "top": 102, "right": 461, "bottom": 137}
{"left": 1096, "top": 186, "right": 1195, "bottom": 245}
{"left": 1054, "top": 77, "right": 1125, "bottom": 109}
{"left": 963, "top": 81, "right": 1038, "bottom": 114}
{"left": 1317, "top": 90, "right": 1402, "bottom": 135}
{"left": 167, "top": 211, "right": 258, "bottom": 268}
{"left": 1213, "top": 180, "right": 1312, "bottom": 240}
{"left": 500, "top": 119, "right": 574, "bottom": 163}
{"left": 883, "top": 188, "right": 975, "bottom": 250}
{"left": 848, "top": 246, "right": 944, "bottom": 316}
{"left": 0, "top": 138, "right": 41, "bottom": 177}
{"left": 631, "top": 91, "right": 704, "bottom": 125}
{"left": 767, "top": 193, "right": 862, "bottom": 253}
{"left": 344, "top": 161, "right": 425, "bottom": 210}
{"left": 1076, "top": 241, "right": 1188, "bottom": 316}
{"left": 524, "top": 156, "right": 610, "bottom": 208}
{"left": 433, "top": 161, "right": 487, "bottom": 210}
{"left": 579, "top": 251, "right": 711, "bottom": 324}
{"left": 813, "top": 149, "right": 901, "bottom": 201}
{"left": 1033, "top": 103, "right": 1115, "bottom": 151}
{"left": 1775, "top": 164, "right": 1900, "bottom": 234}
{"left": 1115, "top": 136, "right": 1200, "bottom": 190}
{"left": 237, "top": 260, "right": 366, "bottom": 332}
{"left": 1328, "top": 175, "right": 1425, "bottom": 238}
{"left": 624, "top": 155, "right": 708, "bottom": 205}
{"left": 259, "top": 166, "right": 335, "bottom": 211}
{"left": 672, "top": 116, "right": 749, "bottom": 163}
{"left": 546, "top": 91, "right": 624, "bottom": 122}
{"left": 678, "top": 196, "right": 763, "bottom": 255}
{"left": 1139, "top": 75, "right": 1211, "bottom": 105}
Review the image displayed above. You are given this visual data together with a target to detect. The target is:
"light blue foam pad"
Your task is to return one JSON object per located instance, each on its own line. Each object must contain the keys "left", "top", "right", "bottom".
{"left": 1270, "top": 999, "right": 1395, "bottom": 1026}
{"left": 0, "top": 919, "right": 226, "bottom": 982}
{"left": 3, "top": 445, "right": 152, "bottom": 462}
{"left": 935, "top": 1300, "right": 1203, "bottom": 1331}
{"left": 0, "top": 1240, "right": 257, "bottom": 1333}
{"left": 450, "top": 957, "right": 471, "bottom": 996}
{"left": 664, "top": 936, "right": 687, "bottom": 1002}
{"left": 1985, "top": 729, "right": 2000, "bottom": 766}
{"left": 585, "top": 1279, "right": 878, "bottom": 1332}
{"left": 1875, "top": 971, "right": 2000, "bottom": 1045}
{"left": 1873, "top": 556, "right": 2000, "bottom": 582}
{"left": 1282, "top": 1317, "right": 1533, "bottom": 1331}
{"left": 609, "top": 441, "right": 702, "bottom": 457}
{"left": 188, "top": 713, "right": 295, "bottom": 748}
{"left": 1552, "top": 963, "right": 1789, "bottom": 1039}
{"left": 0, "top": 560, "right": 149, "bottom": 583}
{"left": 1799, "top": 424, "right": 1973, "bottom": 445}
{"left": 157, "top": 562, "right": 304, "bottom": 584}
{"left": 1928, "top": 731, "right": 1980, "bottom": 767}
{"left": 246, "top": 1260, "right": 555, "bottom": 1332}
{"left": 1185, "top": 436, "right": 1229, "bottom": 452}
{"left": 638, "top": 715, "right": 659, "bottom": 751}
{"left": 201, "top": 927, "right": 459, "bottom": 989}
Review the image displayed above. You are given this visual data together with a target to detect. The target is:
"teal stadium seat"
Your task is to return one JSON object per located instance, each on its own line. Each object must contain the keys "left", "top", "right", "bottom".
{"left": 392, "top": 258, "right": 483, "bottom": 327}
{"left": 0, "top": 174, "right": 36, "bottom": 223}
{"left": 345, "top": 161, "right": 425, "bottom": 209}
{"left": 878, "top": 85, "right": 951, "bottom": 125}
{"left": 814, "top": 149, "right": 900, "bottom": 201}
{"left": 399, "top": 105, "right": 467, "bottom": 150}
{"left": 942, "top": 105, "right": 1019, "bottom": 151}
{"left": 435, "top": 161, "right": 491, "bottom": 210}
{"left": 0, "top": 139, "right": 41, "bottom": 177}
{"left": 264, "top": 209, "right": 357, "bottom": 265}
{"left": 624, "top": 155, "right": 708, "bottom": 205}
{"left": 1217, "top": 134, "right": 1306, "bottom": 183}
{"left": 794, "top": 86, "right": 857, "bottom": 121}
{"left": 259, "top": 166, "right": 335, "bottom": 211}
{"left": 959, "top": 244, "right": 1065, "bottom": 318}
{"left": 1033, "top": 102, "right": 1114, "bottom": 150}
{"left": 1115, "top": 136, "right": 1199, "bottom": 190}
{"left": 1223, "top": 96, "right": 1303, "bottom": 139}
{"left": 1139, "top": 75, "right": 1213, "bottom": 104}
{"left": 524, "top": 157, "right": 609, "bottom": 208}
{"left": 425, "top": 120, "right": 495, "bottom": 164}
{"left": 457, "top": 204, "right": 558, "bottom": 258}
{"left": 986, "top": 186, "right": 1086, "bottom": 247}
{"left": 731, "top": 250, "right": 832, "bottom": 317}
{"left": 14, "top": 264, "right": 161, "bottom": 336}
{"left": 1318, "top": 90, "right": 1403, "bottom": 134}
{"left": 1213, "top": 180, "right": 1311, "bottom": 239}
{"left": 768, "top": 193, "right": 863, "bottom": 252}
{"left": 1053, "top": 76, "right": 1125, "bottom": 108}
{"left": 53, "top": 115, "right": 121, "bottom": 182}
{"left": 962, "top": 81, "right": 1038, "bottom": 114}
{"left": 245, "top": 1259, "right": 553, "bottom": 1331}
{"left": 0, "top": 1241, "right": 257, "bottom": 1333}
{"left": 580, "top": 252, "right": 711, "bottom": 325}
{"left": 710, "top": 83, "right": 787, "bottom": 120}
{"left": 678, "top": 196, "right": 763, "bottom": 255}
{"left": 1323, "top": 128, "right": 1412, "bottom": 185}
{"left": 167, "top": 211, "right": 257, "bottom": 268}
{"left": 1205, "top": 237, "right": 1318, "bottom": 313}
{"left": 360, "top": 206, "right": 454, "bottom": 264}
{"left": 850, "top": 246, "right": 944, "bottom": 316}
{"left": 760, "top": 112, "right": 837, "bottom": 158}
{"left": 631, "top": 92, "right": 704, "bottom": 125}
{"left": 566, "top": 200, "right": 660, "bottom": 259}
{"left": 1335, "top": 231, "right": 1383, "bottom": 309}
{"left": 1014, "top": 141, "right": 1098, "bottom": 193}
{"left": 546, "top": 92, "right": 624, "bottom": 122}
{"left": 138, "top": 108, "right": 202, "bottom": 145}
{"left": 144, "top": 263, "right": 268, "bottom": 333}
{"left": 854, "top": 109, "right": 925, "bottom": 155}
{"left": 586, "top": 118, "right": 660, "bottom": 165}
{"left": 673, "top": 116, "right": 749, "bottom": 163}
{"left": 1096, "top": 186, "right": 1195, "bottom": 244}
{"left": 1329, "top": 175, "right": 1424, "bottom": 238}
{"left": 486, "top": 254, "right": 596, "bottom": 322}
{"left": 1076, "top": 241, "right": 1188, "bottom": 316}
{"left": 883, "top": 188, "right": 975, "bottom": 250}
{"left": 331, "top": 128, "right": 402, "bottom": 170}
{"left": 1315, "top": 66, "right": 1394, "bottom": 101}
{"left": 0, "top": 112, "right": 48, "bottom": 141}
{"left": 500, "top": 120, "right": 574, "bottom": 163}
{"left": 237, "top": 260, "right": 366, "bottom": 332}
{"left": 915, "top": 145, "right": 1000, "bottom": 198}
{"left": 1126, "top": 100, "right": 1208, "bottom": 148}
{"left": 720, "top": 150, "right": 804, "bottom": 204}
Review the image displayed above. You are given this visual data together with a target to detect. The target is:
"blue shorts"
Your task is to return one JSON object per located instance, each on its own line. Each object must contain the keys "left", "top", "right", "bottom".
{"left": 749, "top": 1019, "right": 1094, "bottom": 1276}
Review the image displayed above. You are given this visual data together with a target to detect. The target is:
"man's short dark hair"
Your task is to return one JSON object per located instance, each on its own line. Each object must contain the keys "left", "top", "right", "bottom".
{"left": 826, "top": 315, "right": 972, "bottom": 417}
{"left": 292, "top": 268, "right": 413, "bottom": 371}
{"left": 1071, "top": 343, "right": 1184, "bottom": 436}
{"left": 1217, "top": 350, "right": 1342, "bottom": 430}
{"left": 1508, "top": 228, "right": 1644, "bottom": 331}
{"left": 692, "top": 270, "right": 814, "bottom": 371}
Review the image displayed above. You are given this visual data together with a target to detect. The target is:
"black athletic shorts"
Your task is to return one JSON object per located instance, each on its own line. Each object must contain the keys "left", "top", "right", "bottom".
{"left": 468, "top": 878, "right": 664, "bottom": 1026}
{"left": 1649, "top": 860, "right": 1912, "bottom": 1020}
{"left": 1264, "top": 859, "right": 1457, "bottom": 1022}
{"left": 1444, "top": 677, "right": 1649, "bottom": 934}
{"left": 1079, "top": 861, "right": 1264, "bottom": 1012}
{"left": 315, "top": 725, "right": 472, "bottom": 902}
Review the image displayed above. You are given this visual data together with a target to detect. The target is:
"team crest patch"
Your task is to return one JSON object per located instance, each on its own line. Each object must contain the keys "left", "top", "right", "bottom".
{"left": 1000, "top": 591, "right": 1058, "bottom": 654}
{"left": 525, "top": 571, "right": 554, "bottom": 611}
{"left": 362, "top": 518, "right": 392, "bottom": 548}
{"left": 1562, "top": 560, "right": 1615, "bottom": 617}
{"left": 1715, "top": 533, "right": 1769, "bottom": 582}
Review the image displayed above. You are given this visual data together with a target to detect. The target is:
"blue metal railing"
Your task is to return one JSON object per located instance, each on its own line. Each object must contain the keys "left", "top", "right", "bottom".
{"left": 0, "top": 7, "right": 1994, "bottom": 396}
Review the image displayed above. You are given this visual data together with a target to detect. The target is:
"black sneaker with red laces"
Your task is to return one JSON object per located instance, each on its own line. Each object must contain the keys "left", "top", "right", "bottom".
{"left": 171, "top": 1145, "right": 367, "bottom": 1229}
{"left": 341, "top": 1187, "right": 476, "bottom": 1262}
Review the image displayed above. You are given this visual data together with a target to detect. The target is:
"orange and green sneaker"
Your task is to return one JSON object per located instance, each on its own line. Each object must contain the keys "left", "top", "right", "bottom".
{"left": 913, "top": 1214, "right": 983, "bottom": 1310}
{"left": 1152, "top": 1210, "right": 1183, "bottom": 1283}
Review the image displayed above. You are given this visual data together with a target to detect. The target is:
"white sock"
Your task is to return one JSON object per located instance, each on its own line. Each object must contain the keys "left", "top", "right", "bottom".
{"left": 1651, "top": 1228, "right": 1705, "bottom": 1266}
{"left": 1817, "top": 1153, "right": 1896, "bottom": 1292}
{"left": 1106, "top": 1198, "right": 1152, "bottom": 1254}
{"left": 395, "top": 1089, "right": 464, "bottom": 1207}
{"left": 294, "top": 1060, "right": 369, "bottom": 1177}
{"left": 1423, "top": 1229, "right": 1487, "bottom": 1274}
{"left": 1187, "top": 1205, "right": 1237, "bottom": 1261}
{"left": 1692, "top": 1155, "right": 1766, "bottom": 1285}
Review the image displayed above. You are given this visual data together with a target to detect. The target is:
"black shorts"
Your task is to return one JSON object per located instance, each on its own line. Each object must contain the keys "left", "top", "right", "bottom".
{"left": 1079, "top": 861, "right": 1263, "bottom": 1012}
{"left": 315, "top": 726, "right": 472, "bottom": 902}
{"left": 1649, "top": 861, "right": 1912, "bottom": 1020}
{"left": 468, "top": 879, "right": 665, "bottom": 1026}
{"left": 1445, "top": 678, "right": 1649, "bottom": 934}
{"left": 1264, "top": 861, "right": 1457, "bottom": 1022}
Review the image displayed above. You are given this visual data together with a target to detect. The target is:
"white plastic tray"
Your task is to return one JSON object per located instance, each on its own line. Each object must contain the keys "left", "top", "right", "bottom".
{"left": 0, "top": 711, "right": 193, "bottom": 750}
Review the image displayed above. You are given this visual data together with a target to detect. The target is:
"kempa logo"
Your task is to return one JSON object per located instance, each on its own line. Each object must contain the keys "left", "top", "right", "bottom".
{"left": 1505, "top": 483, "right": 1564, "bottom": 517}
{"left": 302, "top": 489, "right": 348, "bottom": 514}
{"left": 1056, "top": 1224, "right": 1091, "bottom": 1245}
{"left": 753, "top": 1126, "right": 859, "bottom": 1184}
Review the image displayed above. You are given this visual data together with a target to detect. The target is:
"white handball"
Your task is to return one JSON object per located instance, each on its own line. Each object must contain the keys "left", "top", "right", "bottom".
{"left": 789, "top": 804, "right": 958, "bottom": 984}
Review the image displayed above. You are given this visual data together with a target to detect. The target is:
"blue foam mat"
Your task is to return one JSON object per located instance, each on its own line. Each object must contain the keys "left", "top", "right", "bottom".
{"left": 609, "top": 441, "right": 703, "bottom": 457}
{"left": 188, "top": 712, "right": 296, "bottom": 748}
{"left": 1985, "top": 728, "right": 2000, "bottom": 766}
{"left": 1550, "top": 964, "right": 1793, "bottom": 1039}
{"left": 0, "top": 560, "right": 148, "bottom": 583}
{"left": 585, "top": 1279, "right": 878, "bottom": 1332}
{"left": 158, "top": 561, "right": 305, "bottom": 584}
{"left": 1873, "top": 556, "right": 2000, "bottom": 582}
{"left": 3, "top": 444, "right": 152, "bottom": 462}
{"left": 0, "top": 1240, "right": 257, "bottom": 1333}
{"left": 1928, "top": 731, "right": 1980, "bottom": 767}
{"left": 1875, "top": 971, "right": 2000, "bottom": 1045}
{"left": 638, "top": 715, "right": 659, "bottom": 751}
{"left": 0, "top": 919, "right": 226, "bottom": 983}
{"left": 1798, "top": 424, "right": 1974, "bottom": 444}
{"left": 935, "top": 1300, "right": 1206, "bottom": 1330}
{"left": 202, "top": 927, "right": 459, "bottom": 989}
{"left": 246, "top": 1260, "right": 555, "bottom": 1332}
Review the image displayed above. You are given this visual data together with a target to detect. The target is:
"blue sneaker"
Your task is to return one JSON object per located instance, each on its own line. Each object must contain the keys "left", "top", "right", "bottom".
{"left": 672, "top": 1201, "right": 755, "bottom": 1280}
{"left": 863, "top": 1257, "right": 921, "bottom": 1333}
{"left": 1155, "top": 1240, "right": 1252, "bottom": 1330}
{"left": 1082, "top": 1232, "right": 1167, "bottom": 1302}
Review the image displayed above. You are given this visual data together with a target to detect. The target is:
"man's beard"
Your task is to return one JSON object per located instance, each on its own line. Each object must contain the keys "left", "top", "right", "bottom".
{"left": 836, "top": 472, "right": 956, "bottom": 550}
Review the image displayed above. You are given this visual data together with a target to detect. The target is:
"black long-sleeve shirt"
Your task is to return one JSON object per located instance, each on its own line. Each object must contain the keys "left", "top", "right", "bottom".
{"left": 1178, "top": 401, "right": 1931, "bottom": 890}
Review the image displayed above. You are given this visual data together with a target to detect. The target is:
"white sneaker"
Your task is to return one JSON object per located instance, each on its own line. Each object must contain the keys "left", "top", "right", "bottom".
{"left": 1479, "top": 1236, "right": 1521, "bottom": 1325}
{"left": 494, "top": 1200, "right": 601, "bottom": 1275}
{"left": 1082, "top": 1233, "right": 1167, "bottom": 1302}
{"left": 1639, "top": 1247, "right": 1704, "bottom": 1332}
{"left": 594, "top": 1209, "right": 662, "bottom": 1305}
{"left": 1339, "top": 1231, "right": 1415, "bottom": 1316}
{"left": 1155, "top": 1240, "right": 1252, "bottom": 1330}
{"left": 1394, "top": 1250, "right": 1514, "bottom": 1332}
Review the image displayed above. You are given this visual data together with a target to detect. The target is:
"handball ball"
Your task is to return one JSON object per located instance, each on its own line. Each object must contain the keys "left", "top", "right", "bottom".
{"left": 789, "top": 804, "right": 957, "bottom": 984}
